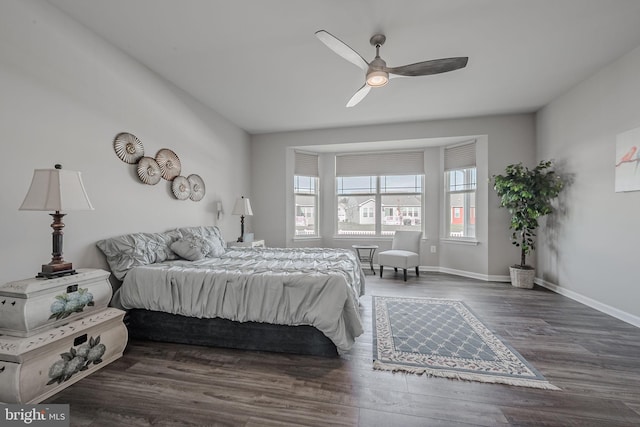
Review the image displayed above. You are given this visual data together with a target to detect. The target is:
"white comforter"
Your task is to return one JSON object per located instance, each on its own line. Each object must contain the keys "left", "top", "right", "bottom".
{"left": 112, "top": 247, "right": 365, "bottom": 353}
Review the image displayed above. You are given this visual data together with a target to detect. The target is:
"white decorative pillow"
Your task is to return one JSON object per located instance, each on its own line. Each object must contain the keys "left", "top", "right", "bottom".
{"left": 175, "top": 226, "right": 226, "bottom": 257}
{"left": 206, "top": 234, "right": 226, "bottom": 257}
{"left": 170, "top": 234, "right": 211, "bottom": 261}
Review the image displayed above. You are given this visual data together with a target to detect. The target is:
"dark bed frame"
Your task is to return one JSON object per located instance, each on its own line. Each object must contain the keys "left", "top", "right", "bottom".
{"left": 125, "top": 309, "right": 339, "bottom": 357}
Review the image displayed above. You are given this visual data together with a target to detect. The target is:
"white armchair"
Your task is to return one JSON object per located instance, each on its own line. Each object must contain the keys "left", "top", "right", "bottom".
{"left": 378, "top": 230, "right": 422, "bottom": 281}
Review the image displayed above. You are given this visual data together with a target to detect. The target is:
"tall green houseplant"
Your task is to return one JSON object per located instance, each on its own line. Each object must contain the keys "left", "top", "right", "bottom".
{"left": 493, "top": 160, "right": 564, "bottom": 270}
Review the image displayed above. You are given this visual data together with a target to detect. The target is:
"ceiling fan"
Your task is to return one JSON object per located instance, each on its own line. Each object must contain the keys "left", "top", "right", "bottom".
{"left": 315, "top": 30, "right": 468, "bottom": 107}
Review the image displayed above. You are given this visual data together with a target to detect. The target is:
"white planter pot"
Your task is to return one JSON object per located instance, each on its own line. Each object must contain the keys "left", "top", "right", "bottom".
{"left": 509, "top": 266, "right": 535, "bottom": 289}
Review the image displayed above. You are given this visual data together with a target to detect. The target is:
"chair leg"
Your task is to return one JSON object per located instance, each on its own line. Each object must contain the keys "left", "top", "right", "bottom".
{"left": 379, "top": 266, "right": 383, "bottom": 278}
{"left": 416, "top": 266, "right": 419, "bottom": 277}
{"left": 403, "top": 269, "right": 407, "bottom": 281}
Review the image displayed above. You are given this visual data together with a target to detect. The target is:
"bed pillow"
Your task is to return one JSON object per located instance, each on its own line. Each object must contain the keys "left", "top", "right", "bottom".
{"left": 175, "top": 226, "right": 226, "bottom": 257}
{"left": 96, "top": 230, "right": 181, "bottom": 280}
{"left": 170, "top": 234, "right": 210, "bottom": 261}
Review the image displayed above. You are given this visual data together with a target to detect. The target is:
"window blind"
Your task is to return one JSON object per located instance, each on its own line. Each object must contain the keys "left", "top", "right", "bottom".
{"left": 294, "top": 151, "right": 319, "bottom": 177}
{"left": 444, "top": 141, "right": 476, "bottom": 170}
{"left": 335, "top": 151, "right": 424, "bottom": 177}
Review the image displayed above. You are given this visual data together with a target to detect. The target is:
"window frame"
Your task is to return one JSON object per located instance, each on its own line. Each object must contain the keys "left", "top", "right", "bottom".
{"left": 335, "top": 174, "right": 424, "bottom": 237}
{"left": 294, "top": 175, "right": 319, "bottom": 238}
{"left": 444, "top": 167, "right": 477, "bottom": 239}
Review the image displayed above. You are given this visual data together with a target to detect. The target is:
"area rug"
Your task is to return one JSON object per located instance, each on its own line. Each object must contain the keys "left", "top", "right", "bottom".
{"left": 372, "top": 296, "right": 559, "bottom": 390}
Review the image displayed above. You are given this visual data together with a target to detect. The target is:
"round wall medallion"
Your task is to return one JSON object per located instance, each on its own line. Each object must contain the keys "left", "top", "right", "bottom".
{"left": 172, "top": 175, "right": 191, "bottom": 200}
{"left": 114, "top": 132, "right": 144, "bottom": 164}
{"left": 187, "top": 174, "right": 205, "bottom": 201}
{"left": 136, "top": 157, "right": 162, "bottom": 185}
{"left": 155, "top": 149, "right": 181, "bottom": 181}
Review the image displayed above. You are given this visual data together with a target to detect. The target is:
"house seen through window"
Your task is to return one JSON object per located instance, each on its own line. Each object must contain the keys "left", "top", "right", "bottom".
{"left": 445, "top": 168, "right": 476, "bottom": 237}
{"left": 294, "top": 151, "right": 319, "bottom": 238}
{"left": 336, "top": 175, "right": 423, "bottom": 236}
{"left": 294, "top": 175, "right": 318, "bottom": 237}
{"left": 444, "top": 141, "right": 477, "bottom": 238}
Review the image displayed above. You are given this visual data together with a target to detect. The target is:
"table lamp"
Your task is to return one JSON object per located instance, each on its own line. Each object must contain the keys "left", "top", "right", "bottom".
{"left": 19, "top": 164, "right": 94, "bottom": 278}
{"left": 232, "top": 196, "right": 253, "bottom": 242}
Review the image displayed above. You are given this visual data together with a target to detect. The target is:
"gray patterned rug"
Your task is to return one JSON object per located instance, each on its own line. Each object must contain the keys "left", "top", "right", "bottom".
{"left": 373, "top": 296, "right": 559, "bottom": 389}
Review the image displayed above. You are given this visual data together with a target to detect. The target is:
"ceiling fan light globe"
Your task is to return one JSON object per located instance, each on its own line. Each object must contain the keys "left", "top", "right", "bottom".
{"left": 366, "top": 70, "right": 389, "bottom": 87}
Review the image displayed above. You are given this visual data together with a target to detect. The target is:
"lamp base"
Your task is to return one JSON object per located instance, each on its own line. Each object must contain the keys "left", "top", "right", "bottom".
{"left": 37, "top": 262, "right": 77, "bottom": 279}
{"left": 37, "top": 270, "right": 77, "bottom": 279}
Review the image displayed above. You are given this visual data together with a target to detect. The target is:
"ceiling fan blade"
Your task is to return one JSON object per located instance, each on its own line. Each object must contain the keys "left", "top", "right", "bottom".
{"left": 315, "top": 30, "right": 369, "bottom": 71}
{"left": 385, "top": 57, "right": 468, "bottom": 77}
{"left": 346, "top": 84, "right": 371, "bottom": 108}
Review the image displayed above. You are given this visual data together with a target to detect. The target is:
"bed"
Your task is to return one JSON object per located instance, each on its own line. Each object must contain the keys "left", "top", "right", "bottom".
{"left": 97, "top": 226, "right": 365, "bottom": 356}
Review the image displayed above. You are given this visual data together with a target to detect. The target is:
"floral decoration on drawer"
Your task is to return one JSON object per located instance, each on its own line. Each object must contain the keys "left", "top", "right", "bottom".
{"left": 49, "top": 288, "right": 94, "bottom": 320}
{"left": 47, "top": 335, "right": 106, "bottom": 385}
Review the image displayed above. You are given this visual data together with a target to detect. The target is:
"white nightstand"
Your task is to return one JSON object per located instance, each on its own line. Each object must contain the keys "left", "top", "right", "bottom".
{"left": 227, "top": 240, "right": 265, "bottom": 248}
{"left": 0, "top": 269, "right": 128, "bottom": 403}
{"left": 0, "top": 269, "right": 112, "bottom": 337}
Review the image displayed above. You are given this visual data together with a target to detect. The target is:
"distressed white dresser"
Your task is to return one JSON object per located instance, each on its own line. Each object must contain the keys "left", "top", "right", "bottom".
{"left": 0, "top": 269, "right": 127, "bottom": 403}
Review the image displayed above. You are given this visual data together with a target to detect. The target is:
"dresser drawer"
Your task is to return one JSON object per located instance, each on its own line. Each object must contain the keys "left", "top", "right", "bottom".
{"left": 0, "top": 308, "right": 127, "bottom": 403}
{"left": 0, "top": 269, "right": 112, "bottom": 337}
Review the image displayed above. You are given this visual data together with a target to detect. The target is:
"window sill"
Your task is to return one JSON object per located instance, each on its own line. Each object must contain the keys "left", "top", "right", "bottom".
{"left": 332, "top": 235, "right": 430, "bottom": 241}
{"left": 333, "top": 236, "right": 389, "bottom": 240}
{"left": 440, "top": 238, "right": 479, "bottom": 246}
{"left": 293, "top": 236, "right": 321, "bottom": 241}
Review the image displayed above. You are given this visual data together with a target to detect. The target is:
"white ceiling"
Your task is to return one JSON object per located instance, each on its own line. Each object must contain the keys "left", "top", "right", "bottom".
{"left": 47, "top": 0, "right": 640, "bottom": 135}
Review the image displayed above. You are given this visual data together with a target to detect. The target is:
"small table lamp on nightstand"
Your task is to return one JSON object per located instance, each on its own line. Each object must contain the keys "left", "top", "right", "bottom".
{"left": 232, "top": 195, "right": 253, "bottom": 242}
{"left": 19, "top": 164, "right": 94, "bottom": 279}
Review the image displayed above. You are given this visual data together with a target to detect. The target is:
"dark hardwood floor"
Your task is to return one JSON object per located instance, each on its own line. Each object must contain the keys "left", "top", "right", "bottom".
{"left": 46, "top": 272, "right": 640, "bottom": 426}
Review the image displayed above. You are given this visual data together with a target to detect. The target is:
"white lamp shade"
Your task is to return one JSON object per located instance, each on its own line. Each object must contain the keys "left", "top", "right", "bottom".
{"left": 232, "top": 196, "right": 253, "bottom": 216}
{"left": 19, "top": 168, "right": 94, "bottom": 212}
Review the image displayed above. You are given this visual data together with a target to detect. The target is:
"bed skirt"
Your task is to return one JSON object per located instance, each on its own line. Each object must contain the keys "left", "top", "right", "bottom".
{"left": 125, "top": 309, "right": 339, "bottom": 357}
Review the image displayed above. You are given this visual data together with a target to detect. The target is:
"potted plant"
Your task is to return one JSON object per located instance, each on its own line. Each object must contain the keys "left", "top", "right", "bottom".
{"left": 492, "top": 160, "right": 564, "bottom": 288}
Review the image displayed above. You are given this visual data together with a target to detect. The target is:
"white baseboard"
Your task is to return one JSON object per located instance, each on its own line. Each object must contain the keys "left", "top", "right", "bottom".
{"left": 535, "top": 278, "right": 640, "bottom": 328}
{"left": 437, "top": 267, "right": 509, "bottom": 282}
{"left": 374, "top": 265, "right": 511, "bottom": 282}
{"left": 418, "top": 266, "right": 510, "bottom": 283}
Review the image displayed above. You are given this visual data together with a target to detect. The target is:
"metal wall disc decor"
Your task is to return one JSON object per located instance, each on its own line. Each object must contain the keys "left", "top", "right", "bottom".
{"left": 187, "top": 174, "right": 205, "bottom": 201}
{"left": 137, "top": 156, "right": 162, "bottom": 185}
{"left": 172, "top": 175, "right": 191, "bottom": 200}
{"left": 155, "top": 148, "right": 181, "bottom": 181}
{"left": 114, "top": 132, "right": 144, "bottom": 164}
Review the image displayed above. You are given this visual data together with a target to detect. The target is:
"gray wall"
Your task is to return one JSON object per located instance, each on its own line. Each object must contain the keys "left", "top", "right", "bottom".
{"left": 251, "top": 114, "right": 536, "bottom": 279}
{"left": 537, "top": 44, "right": 640, "bottom": 322}
{"left": 0, "top": 0, "right": 250, "bottom": 283}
